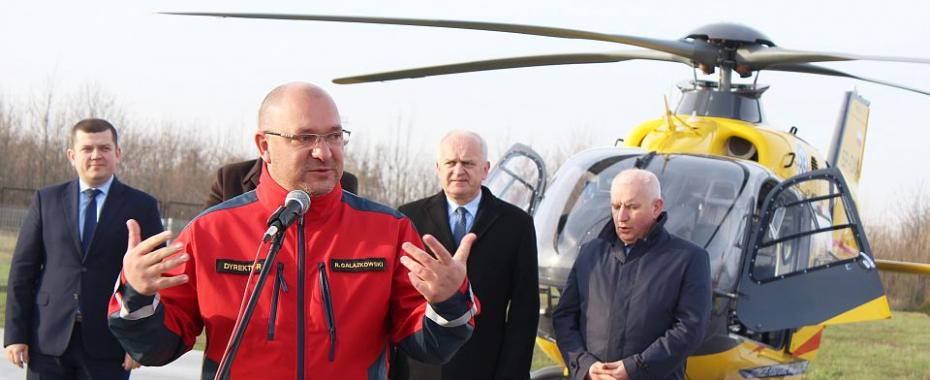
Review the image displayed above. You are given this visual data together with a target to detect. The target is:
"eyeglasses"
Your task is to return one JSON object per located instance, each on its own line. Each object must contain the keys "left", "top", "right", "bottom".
{"left": 263, "top": 129, "right": 351, "bottom": 147}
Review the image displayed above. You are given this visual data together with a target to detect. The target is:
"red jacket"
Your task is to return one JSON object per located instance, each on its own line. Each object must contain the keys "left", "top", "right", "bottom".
{"left": 109, "top": 169, "right": 478, "bottom": 379}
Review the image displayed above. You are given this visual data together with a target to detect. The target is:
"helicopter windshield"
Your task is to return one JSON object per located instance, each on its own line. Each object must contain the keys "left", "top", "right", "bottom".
{"left": 537, "top": 151, "right": 750, "bottom": 292}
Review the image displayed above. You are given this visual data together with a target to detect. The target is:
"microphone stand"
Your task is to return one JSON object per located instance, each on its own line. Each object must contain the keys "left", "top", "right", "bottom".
{"left": 214, "top": 230, "right": 287, "bottom": 380}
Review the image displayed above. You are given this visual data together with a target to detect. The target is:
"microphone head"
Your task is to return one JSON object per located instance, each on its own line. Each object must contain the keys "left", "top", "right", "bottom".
{"left": 285, "top": 190, "right": 311, "bottom": 215}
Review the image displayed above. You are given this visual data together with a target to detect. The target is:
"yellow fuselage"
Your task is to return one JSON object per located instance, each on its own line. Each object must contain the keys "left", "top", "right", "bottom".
{"left": 535, "top": 114, "right": 890, "bottom": 379}
{"left": 626, "top": 115, "right": 889, "bottom": 378}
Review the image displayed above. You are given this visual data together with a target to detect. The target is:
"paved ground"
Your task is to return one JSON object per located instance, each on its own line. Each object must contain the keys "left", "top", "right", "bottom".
{"left": 0, "top": 329, "right": 202, "bottom": 380}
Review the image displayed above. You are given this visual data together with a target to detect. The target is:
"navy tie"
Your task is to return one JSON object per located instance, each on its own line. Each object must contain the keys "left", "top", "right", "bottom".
{"left": 452, "top": 207, "right": 468, "bottom": 247}
{"left": 81, "top": 188, "right": 101, "bottom": 255}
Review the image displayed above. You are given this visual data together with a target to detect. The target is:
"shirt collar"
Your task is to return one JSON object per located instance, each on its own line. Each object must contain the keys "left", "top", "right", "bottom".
{"left": 79, "top": 175, "right": 115, "bottom": 196}
{"left": 617, "top": 211, "right": 669, "bottom": 252}
{"left": 446, "top": 190, "right": 482, "bottom": 218}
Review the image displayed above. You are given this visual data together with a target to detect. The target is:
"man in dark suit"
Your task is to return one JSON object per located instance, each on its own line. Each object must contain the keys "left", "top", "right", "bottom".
{"left": 202, "top": 158, "right": 359, "bottom": 209}
{"left": 4, "top": 118, "right": 164, "bottom": 379}
{"left": 398, "top": 130, "right": 539, "bottom": 380}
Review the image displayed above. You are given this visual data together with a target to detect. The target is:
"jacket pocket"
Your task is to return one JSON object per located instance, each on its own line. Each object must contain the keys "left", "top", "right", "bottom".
{"left": 36, "top": 292, "right": 49, "bottom": 306}
{"left": 318, "top": 262, "right": 336, "bottom": 362}
{"left": 268, "top": 263, "right": 288, "bottom": 341}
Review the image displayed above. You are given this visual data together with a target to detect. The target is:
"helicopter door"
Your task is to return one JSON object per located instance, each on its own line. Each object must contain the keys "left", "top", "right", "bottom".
{"left": 484, "top": 143, "right": 547, "bottom": 215}
{"left": 735, "top": 167, "right": 885, "bottom": 332}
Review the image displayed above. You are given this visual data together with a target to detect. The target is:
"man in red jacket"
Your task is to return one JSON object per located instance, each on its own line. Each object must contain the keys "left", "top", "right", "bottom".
{"left": 107, "top": 82, "right": 479, "bottom": 379}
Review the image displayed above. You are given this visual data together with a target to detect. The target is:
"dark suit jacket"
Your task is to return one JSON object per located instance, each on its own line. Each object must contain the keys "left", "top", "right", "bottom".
{"left": 4, "top": 178, "right": 164, "bottom": 359}
{"left": 203, "top": 158, "right": 359, "bottom": 209}
{"left": 398, "top": 186, "right": 539, "bottom": 380}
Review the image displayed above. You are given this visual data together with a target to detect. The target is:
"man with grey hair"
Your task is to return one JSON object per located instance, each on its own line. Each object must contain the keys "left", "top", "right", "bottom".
{"left": 396, "top": 130, "right": 539, "bottom": 380}
{"left": 553, "top": 168, "right": 711, "bottom": 380}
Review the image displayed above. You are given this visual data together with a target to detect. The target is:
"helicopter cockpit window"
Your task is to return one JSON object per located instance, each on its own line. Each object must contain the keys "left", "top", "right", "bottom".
{"left": 485, "top": 152, "right": 543, "bottom": 213}
{"left": 552, "top": 154, "right": 748, "bottom": 290}
{"left": 554, "top": 158, "right": 630, "bottom": 256}
{"left": 751, "top": 179, "right": 861, "bottom": 282}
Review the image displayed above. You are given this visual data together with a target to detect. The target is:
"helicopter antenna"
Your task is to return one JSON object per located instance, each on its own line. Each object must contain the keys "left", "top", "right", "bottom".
{"left": 662, "top": 95, "right": 698, "bottom": 132}
{"left": 674, "top": 113, "right": 698, "bottom": 131}
{"left": 663, "top": 95, "right": 675, "bottom": 131}
{"left": 664, "top": 95, "right": 698, "bottom": 131}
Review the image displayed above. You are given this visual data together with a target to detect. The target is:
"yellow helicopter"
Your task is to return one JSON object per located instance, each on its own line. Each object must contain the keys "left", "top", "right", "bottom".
{"left": 169, "top": 12, "right": 930, "bottom": 379}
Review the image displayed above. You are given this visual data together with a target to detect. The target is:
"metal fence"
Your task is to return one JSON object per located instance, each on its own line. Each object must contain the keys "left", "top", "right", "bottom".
{"left": 0, "top": 187, "right": 204, "bottom": 324}
{"left": 0, "top": 186, "right": 200, "bottom": 234}
{"left": 0, "top": 206, "right": 28, "bottom": 233}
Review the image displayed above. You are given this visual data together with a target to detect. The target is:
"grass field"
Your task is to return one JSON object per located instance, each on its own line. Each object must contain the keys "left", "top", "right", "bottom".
{"left": 529, "top": 312, "right": 930, "bottom": 378}
{"left": 0, "top": 230, "right": 15, "bottom": 284}
{"left": 0, "top": 230, "right": 15, "bottom": 324}
{"left": 528, "top": 312, "right": 930, "bottom": 378}
{"left": 1, "top": 230, "right": 928, "bottom": 378}
{"left": 806, "top": 311, "right": 930, "bottom": 379}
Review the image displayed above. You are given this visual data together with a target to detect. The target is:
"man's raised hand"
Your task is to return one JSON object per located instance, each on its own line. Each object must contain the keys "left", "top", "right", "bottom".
{"left": 400, "top": 233, "right": 475, "bottom": 303}
{"left": 122, "top": 219, "right": 189, "bottom": 296}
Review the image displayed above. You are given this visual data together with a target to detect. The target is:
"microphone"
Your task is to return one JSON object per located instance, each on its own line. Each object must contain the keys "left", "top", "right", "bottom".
{"left": 262, "top": 190, "right": 311, "bottom": 241}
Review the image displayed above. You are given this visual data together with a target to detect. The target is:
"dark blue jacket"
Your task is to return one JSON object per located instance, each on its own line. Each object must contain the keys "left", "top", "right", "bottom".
{"left": 4, "top": 178, "right": 163, "bottom": 359}
{"left": 552, "top": 213, "right": 711, "bottom": 380}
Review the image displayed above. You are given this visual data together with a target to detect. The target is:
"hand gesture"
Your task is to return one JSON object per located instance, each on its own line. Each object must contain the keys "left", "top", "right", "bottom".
{"left": 122, "top": 219, "right": 190, "bottom": 296}
{"left": 400, "top": 233, "right": 475, "bottom": 303}
{"left": 122, "top": 353, "right": 141, "bottom": 370}
{"left": 588, "top": 360, "right": 629, "bottom": 380}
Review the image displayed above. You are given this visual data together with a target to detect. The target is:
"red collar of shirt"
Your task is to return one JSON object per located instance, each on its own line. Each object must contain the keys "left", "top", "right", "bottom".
{"left": 255, "top": 163, "right": 344, "bottom": 221}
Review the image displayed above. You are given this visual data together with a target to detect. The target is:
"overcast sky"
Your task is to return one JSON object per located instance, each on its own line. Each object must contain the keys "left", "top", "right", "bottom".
{"left": 2, "top": 0, "right": 928, "bottom": 219}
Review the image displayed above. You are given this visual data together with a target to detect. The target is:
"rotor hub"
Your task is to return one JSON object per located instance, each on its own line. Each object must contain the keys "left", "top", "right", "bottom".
{"left": 685, "top": 23, "right": 776, "bottom": 47}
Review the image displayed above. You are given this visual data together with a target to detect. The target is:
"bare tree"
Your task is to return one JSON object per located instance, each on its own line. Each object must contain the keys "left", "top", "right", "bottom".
{"left": 2, "top": 80, "right": 927, "bottom": 314}
{"left": 0, "top": 96, "right": 20, "bottom": 188}
{"left": 345, "top": 117, "right": 439, "bottom": 207}
{"left": 0, "top": 83, "right": 247, "bottom": 215}
{"left": 31, "top": 82, "right": 57, "bottom": 185}
{"left": 870, "top": 186, "right": 930, "bottom": 310}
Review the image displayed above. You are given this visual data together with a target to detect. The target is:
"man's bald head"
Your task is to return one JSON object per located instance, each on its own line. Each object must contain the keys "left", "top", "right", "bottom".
{"left": 254, "top": 81, "right": 344, "bottom": 195}
{"left": 437, "top": 130, "right": 488, "bottom": 162}
{"left": 258, "top": 82, "right": 339, "bottom": 131}
{"left": 611, "top": 169, "right": 662, "bottom": 202}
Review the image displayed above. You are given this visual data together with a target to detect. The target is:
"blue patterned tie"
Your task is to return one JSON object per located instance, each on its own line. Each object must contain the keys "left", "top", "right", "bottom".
{"left": 81, "top": 188, "right": 101, "bottom": 255}
{"left": 452, "top": 207, "right": 468, "bottom": 247}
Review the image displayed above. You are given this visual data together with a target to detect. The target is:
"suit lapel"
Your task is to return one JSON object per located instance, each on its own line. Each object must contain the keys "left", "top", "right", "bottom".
{"left": 61, "top": 180, "right": 84, "bottom": 258}
{"left": 469, "top": 187, "right": 502, "bottom": 243}
{"left": 86, "top": 178, "right": 126, "bottom": 262}
{"left": 426, "top": 192, "right": 456, "bottom": 252}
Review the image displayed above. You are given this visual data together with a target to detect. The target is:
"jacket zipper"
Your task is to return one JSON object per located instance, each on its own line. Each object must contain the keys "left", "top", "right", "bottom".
{"left": 318, "top": 262, "right": 337, "bottom": 362}
{"left": 268, "top": 262, "right": 288, "bottom": 341}
{"left": 297, "top": 217, "right": 306, "bottom": 380}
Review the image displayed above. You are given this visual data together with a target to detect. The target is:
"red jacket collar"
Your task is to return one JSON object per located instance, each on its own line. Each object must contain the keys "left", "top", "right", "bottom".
{"left": 256, "top": 164, "right": 344, "bottom": 221}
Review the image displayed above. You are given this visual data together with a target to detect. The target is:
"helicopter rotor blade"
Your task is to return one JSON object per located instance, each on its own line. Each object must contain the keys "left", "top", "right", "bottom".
{"left": 332, "top": 50, "right": 688, "bottom": 84}
{"left": 162, "top": 12, "right": 719, "bottom": 66}
{"left": 738, "top": 46, "right": 930, "bottom": 69}
{"left": 163, "top": 12, "right": 930, "bottom": 96}
{"left": 766, "top": 63, "right": 930, "bottom": 96}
